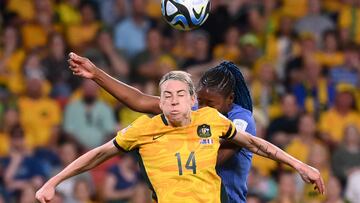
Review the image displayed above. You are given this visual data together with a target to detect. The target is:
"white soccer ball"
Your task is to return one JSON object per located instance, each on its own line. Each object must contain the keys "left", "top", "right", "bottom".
{"left": 161, "top": 0, "right": 211, "bottom": 31}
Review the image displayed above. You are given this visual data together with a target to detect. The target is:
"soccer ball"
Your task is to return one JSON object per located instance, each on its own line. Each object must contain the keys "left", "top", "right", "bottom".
{"left": 161, "top": 0, "right": 211, "bottom": 31}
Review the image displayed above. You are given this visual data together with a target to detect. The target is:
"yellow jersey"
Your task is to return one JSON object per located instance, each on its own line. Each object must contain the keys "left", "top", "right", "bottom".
{"left": 114, "top": 107, "right": 237, "bottom": 203}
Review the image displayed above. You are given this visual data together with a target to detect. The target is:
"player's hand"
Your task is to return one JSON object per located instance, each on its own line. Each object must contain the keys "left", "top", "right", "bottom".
{"left": 297, "top": 163, "right": 326, "bottom": 195}
{"left": 35, "top": 184, "right": 55, "bottom": 203}
{"left": 68, "top": 52, "right": 98, "bottom": 79}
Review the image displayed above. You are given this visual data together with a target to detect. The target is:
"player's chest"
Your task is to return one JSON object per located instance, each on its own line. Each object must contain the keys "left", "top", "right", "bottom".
{"left": 141, "top": 124, "right": 222, "bottom": 157}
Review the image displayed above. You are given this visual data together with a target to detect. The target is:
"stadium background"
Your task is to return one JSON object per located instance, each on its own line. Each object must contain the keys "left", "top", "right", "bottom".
{"left": 0, "top": 0, "right": 360, "bottom": 202}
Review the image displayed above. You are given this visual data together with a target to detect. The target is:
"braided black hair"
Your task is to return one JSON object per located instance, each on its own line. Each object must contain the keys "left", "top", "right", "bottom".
{"left": 199, "top": 61, "right": 253, "bottom": 112}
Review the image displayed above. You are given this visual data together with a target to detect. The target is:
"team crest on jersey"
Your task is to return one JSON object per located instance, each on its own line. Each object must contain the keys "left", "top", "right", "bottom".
{"left": 197, "top": 124, "right": 211, "bottom": 138}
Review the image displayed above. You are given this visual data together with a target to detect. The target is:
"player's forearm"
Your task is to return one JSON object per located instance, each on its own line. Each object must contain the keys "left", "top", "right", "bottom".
{"left": 45, "top": 144, "right": 116, "bottom": 187}
{"left": 246, "top": 136, "right": 303, "bottom": 170}
{"left": 93, "top": 68, "right": 161, "bottom": 114}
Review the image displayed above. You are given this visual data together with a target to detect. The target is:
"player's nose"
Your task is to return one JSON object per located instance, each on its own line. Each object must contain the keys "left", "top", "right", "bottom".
{"left": 171, "top": 96, "right": 179, "bottom": 105}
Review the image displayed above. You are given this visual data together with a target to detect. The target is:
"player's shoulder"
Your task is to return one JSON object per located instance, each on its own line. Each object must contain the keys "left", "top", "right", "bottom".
{"left": 195, "top": 106, "right": 220, "bottom": 116}
{"left": 194, "top": 107, "right": 227, "bottom": 121}
{"left": 228, "top": 104, "right": 253, "bottom": 121}
{"left": 122, "top": 114, "right": 166, "bottom": 134}
{"left": 229, "top": 104, "right": 253, "bottom": 117}
{"left": 130, "top": 115, "right": 153, "bottom": 128}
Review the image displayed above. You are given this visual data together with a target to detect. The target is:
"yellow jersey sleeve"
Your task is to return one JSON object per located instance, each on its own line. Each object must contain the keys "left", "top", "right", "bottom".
{"left": 204, "top": 107, "right": 237, "bottom": 140}
{"left": 113, "top": 115, "right": 150, "bottom": 151}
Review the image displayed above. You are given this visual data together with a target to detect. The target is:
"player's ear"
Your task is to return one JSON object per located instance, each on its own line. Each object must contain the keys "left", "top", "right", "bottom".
{"left": 191, "top": 94, "right": 196, "bottom": 107}
{"left": 226, "top": 92, "right": 234, "bottom": 106}
{"left": 159, "top": 100, "right": 163, "bottom": 110}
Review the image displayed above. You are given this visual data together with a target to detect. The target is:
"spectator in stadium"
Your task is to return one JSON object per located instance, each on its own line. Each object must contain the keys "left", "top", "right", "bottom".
{"left": 66, "top": 1, "right": 101, "bottom": 53}
{"left": 96, "top": 0, "right": 129, "bottom": 27}
{"left": 114, "top": 0, "right": 151, "bottom": 58}
{"left": 20, "top": 0, "right": 57, "bottom": 50}
{"left": 294, "top": 0, "right": 334, "bottom": 44}
{"left": 332, "top": 125, "right": 360, "bottom": 186}
{"left": 171, "top": 32, "right": 197, "bottom": 63}
{"left": 3, "top": 125, "right": 47, "bottom": 202}
{"left": 84, "top": 29, "right": 129, "bottom": 82}
{"left": 42, "top": 32, "right": 76, "bottom": 101}
{"left": 319, "top": 83, "right": 360, "bottom": 148}
{"left": 36, "top": 70, "right": 324, "bottom": 203}
{"left": 269, "top": 172, "right": 298, "bottom": 203}
{"left": 285, "top": 113, "right": 320, "bottom": 168}
{"left": 247, "top": 167, "right": 277, "bottom": 201}
{"left": 238, "top": 33, "right": 262, "bottom": 68}
{"left": 338, "top": 0, "right": 360, "bottom": 44}
{"left": 0, "top": 25, "right": 26, "bottom": 95}
{"left": 302, "top": 143, "right": 330, "bottom": 202}
{"left": 345, "top": 170, "right": 360, "bottom": 203}
{"left": 329, "top": 43, "right": 360, "bottom": 87}
{"left": 19, "top": 184, "right": 37, "bottom": 203}
{"left": 131, "top": 28, "right": 174, "bottom": 82}
{"left": 314, "top": 29, "right": 344, "bottom": 69}
{"left": 52, "top": 141, "right": 93, "bottom": 202}
{"left": 292, "top": 56, "right": 335, "bottom": 119}
{"left": 55, "top": 0, "right": 81, "bottom": 26}
{"left": 200, "top": 0, "right": 231, "bottom": 47}
{"left": 283, "top": 33, "right": 317, "bottom": 91}
{"left": 213, "top": 26, "right": 241, "bottom": 64}
{"left": 22, "top": 50, "right": 46, "bottom": 82}
{"left": 72, "top": 179, "right": 97, "bottom": 203}
{"left": 0, "top": 108, "right": 20, "bottom": 156}
{"left": 323, "top": 176, "right": 345, "bottom": 203}
{"left": 18, "top": 76, "right": 61, "bottom": 148}
{"left": 103, "top": 153, "right": 142, "bottom": 203}
{"left": 246, "top": 193, "right": 264, "bottom": 203}
{"left": 63, "top": 79, "right": 116, "bottom": 149}
{"left": 251, "top": 59, "right": 283, "bottom": 120}
{"left": 266, "top": 94, "right": 300, "bottom": 148}
{"left": 182, "top": 30, "right": 212, "bottom": 70}
{"left": 265, "top": 14, "right": 297, "bottom": 80}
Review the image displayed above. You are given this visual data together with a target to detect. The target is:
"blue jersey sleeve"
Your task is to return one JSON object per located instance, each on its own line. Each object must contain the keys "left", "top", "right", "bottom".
{"left": 227, "top": 105, "right": 256, "bottom": 137}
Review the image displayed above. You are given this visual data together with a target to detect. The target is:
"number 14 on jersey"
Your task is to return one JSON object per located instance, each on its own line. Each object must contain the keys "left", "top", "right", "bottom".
{"left": 175, "top": 152, "right": 197, "bottom": 175}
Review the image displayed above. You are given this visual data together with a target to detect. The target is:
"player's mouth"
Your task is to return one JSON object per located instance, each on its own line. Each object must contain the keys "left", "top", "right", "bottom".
{"left": 170, "top": 110, "right": 180, "bottom": 115}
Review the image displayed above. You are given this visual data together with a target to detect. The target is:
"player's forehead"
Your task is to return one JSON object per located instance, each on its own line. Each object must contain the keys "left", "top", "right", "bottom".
{"left": 197, "top": 87, "right": 223, "bottom": 99}
{"left": 160, "top": 80, "right": 189, "bottom": 94}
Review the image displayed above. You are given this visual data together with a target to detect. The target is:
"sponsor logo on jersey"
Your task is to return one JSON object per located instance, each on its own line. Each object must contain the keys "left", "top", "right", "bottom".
{"left": 199, "top": 138, "right": 213, "bottom": 145}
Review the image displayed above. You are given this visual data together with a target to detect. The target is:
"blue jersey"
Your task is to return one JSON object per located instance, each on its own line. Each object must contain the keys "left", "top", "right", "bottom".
{"left": 192, "top": 103, "right": 255, "bottom": 202}
{"left": 218, "top": 104, "right": 256, "bottom": 203}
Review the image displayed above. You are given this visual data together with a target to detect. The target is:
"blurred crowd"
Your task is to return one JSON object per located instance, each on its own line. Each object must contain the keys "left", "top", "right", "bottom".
{"left": 0, "top": 0, "right": 360, "bottom": 202}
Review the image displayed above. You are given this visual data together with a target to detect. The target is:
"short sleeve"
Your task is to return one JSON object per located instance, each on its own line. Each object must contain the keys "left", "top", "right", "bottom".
{"left": 113, "top": 116, "right": 149, "bottom": 151}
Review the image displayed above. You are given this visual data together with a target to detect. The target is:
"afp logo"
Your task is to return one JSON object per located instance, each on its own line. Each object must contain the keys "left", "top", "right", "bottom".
{"left": 197, "top": 124, "right": 211, "bottom": 138}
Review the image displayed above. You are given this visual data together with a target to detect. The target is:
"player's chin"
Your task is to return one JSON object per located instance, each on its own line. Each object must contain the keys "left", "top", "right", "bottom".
{"left": 167, "top": 114, "right": 184, "bottom": 122}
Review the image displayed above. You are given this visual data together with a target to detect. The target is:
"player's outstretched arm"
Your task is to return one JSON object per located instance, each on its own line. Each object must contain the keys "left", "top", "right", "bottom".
{"left": 68, "top": 52, "right": 161, "bottom": 114}
{"left": 35, "top": 140, "right": 120, "bottom": 203}
{"left": 231, "top": 132, "right": 326, "bottom": 195}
